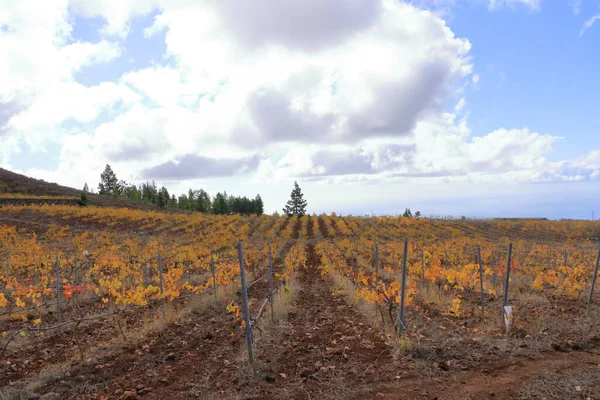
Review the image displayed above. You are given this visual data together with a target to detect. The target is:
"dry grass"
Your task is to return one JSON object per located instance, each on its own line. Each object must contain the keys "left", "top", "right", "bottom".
{"left": 330, "top": 273, "right": 381, "bottom": 323}
{"left": 518, "top": 368, "right": 600, "bottom": 399}
{"left": 270, "top": 274, "right": 298, "bottom": 322}
{"left": 515, "top": 291, "right": 551, "bottom": 307}
{"left": 251, "top": 273, "right": 299, "bottom": 348}
{"left": 416, "top": 283, "right": 455, "bottom": 311}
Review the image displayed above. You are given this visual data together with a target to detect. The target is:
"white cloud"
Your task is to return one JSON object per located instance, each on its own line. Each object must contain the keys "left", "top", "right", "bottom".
{"left": 580, "top": 14, "right": 600, "bottom": 36}
{"left": 252, "top": 112, "right": 570, "bottom": 185}
{"left": 139, "top": 1, "right": 473, "bottom": 149}
{"left": 0, "top": 0, "right": 124, "bottom": 155}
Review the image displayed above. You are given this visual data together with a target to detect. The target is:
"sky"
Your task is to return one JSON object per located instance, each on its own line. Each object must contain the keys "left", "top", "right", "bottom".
{"left": 1, "top": 0, "right": 599, "bottom": 218}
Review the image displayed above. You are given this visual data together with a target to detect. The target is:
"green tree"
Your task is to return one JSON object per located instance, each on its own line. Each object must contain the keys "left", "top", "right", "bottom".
{"left": 403, "top": 208, "right": 413, "bottom": 218}
{"left": 83, "top": 182, "right": 89, "bottom": 193}
{"left": 156, "top": 186, "right": 170, "bottom": 208}
{"left": 141, "top": 181, "right": 158, "bottom": 204}
{"left": 77, "top": 190, "right": 89, "bottom": 206}
{"left": 194, "top": 189, "right": 211, "bottom": 212}
{"left": 254, "top": 194, "right": 264, "bottom": 215}
{"left": 283, "top": 181, "right": 307, "bottom": 216}
{"left": 98, "top": 164, "right": 119, "bottom": 195}
{"left": 123, "top": 184, "right": 141, "bottom": 202}
{"left": 212, "top": 192, "right": 229, "bottom": 214}
{"left": 178, "top": 194, "right": 189, "bottom": 210}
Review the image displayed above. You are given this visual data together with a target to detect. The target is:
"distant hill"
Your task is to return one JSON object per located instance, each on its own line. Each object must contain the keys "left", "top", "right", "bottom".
{"left": 0, "top": 168, "right": 158, "bottom": 210}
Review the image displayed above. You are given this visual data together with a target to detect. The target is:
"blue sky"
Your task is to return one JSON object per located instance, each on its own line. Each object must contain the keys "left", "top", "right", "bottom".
{"left": 1, "top": 0, "right": 599, "bottom": 218}
{"left": 449, "top": 0, "right": 600, "bottom": 160}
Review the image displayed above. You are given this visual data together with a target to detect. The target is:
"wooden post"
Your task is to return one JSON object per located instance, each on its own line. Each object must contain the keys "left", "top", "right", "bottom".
{"left": 55, "top": 257, "right": 61, "bottom": 323}
{"left": 237, "top": 241, "right": 254, "bottom": 364}
{"left": 158, "top": 254, "right": 166, "bottom": 318}
{"left": 210, "top": 252, "right": 217, "bottom": 297}
{"left": 586, "top": 246, "right": 600, "bottom": 314}
{"left": 268, "top": 246, "right": 274, "bottom": 321}
{"left": 374, "top": 243, "right": 379, "bottom": 277}
{"left": 477, "top": 246, "right": 485, "bottom": 315}
{"left": 398, "top": 240, "right": 408, "bottom": 336}
{"left": 503, "top": 244, "right": 512, "bottom": 307}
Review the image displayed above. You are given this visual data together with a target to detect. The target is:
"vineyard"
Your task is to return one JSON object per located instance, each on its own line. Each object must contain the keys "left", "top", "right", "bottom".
{"left": 1, "top": 205, "right": 600, "bottom": 399}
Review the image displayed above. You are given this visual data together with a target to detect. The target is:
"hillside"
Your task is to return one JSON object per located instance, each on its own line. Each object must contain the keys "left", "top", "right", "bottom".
{"left": 0, "top": 168, "right": 158, "bottom": 210}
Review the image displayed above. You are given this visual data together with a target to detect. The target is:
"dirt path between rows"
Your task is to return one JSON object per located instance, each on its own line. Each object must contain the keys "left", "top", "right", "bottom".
{"left": 244, "top": 242, "right": 408, "bottom": 400}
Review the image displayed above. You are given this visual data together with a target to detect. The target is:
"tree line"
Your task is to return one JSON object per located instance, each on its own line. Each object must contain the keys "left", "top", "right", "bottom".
{"left": 89, "top": 164, "right": 264, "bottom": 215}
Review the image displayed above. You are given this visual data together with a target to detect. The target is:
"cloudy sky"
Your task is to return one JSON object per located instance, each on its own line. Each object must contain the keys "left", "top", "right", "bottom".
{"left": 1, "top": 0, "right": 599, "bottom": 218}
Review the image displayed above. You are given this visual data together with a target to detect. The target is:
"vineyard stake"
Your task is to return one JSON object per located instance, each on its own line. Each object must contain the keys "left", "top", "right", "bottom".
{"left": 55, "top": 257, "right": 61, "bottom": 323}
{"left": 503, "top": 243, "right": 512, "bottom": 307}
{"left": 143, "top": 258, "right": 149, "bottom": 288}
{"left": 158, "top": 254, "right": 166, "bottom": 318}
{"left": 184, "top": 250, "right": 189, "bottom": 283}
{"left": 421, "top": 249, "right": 425, "bottom": 290}
{"left": 477, "top": 245, "right": 485, "bottom": 315}
{"left": 268, "top": 245, "right": 274, "bottom": 321}
{"left": 73, "top": 255, "right": 79, "bottom": 286}
{"left": 351, "top": 250, "right": 357, "bottom": 288}
{"left": 237, "top": 241, "right": 254, "bottom": 364}
{"left": 491, "top": 251, "right": 497, "bottom": 289}
{"left": 398, "top": 239, "right": 408, "bottom": 336}
{"left": 502, "top": 243, "right": 513, "bottom": 331}
{"left": 210, "top": 252, "right": 217, "bottom": 297}
{"left": 374, "top": 243, "right": 379, "bottom": 277}
{"left": 82, "top": 252, "right": 88, "bottom": 287}
{"left": 586, "top": 246, "right": 600, "bottom": 314}
{"left": 3, "top": 253, "right": 9, "bottom": 288}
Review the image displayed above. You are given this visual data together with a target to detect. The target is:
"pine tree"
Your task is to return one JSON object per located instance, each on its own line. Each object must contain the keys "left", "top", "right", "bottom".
{"left": 283, "top": 181, "right": 307, "bottom": 216}
{"left": 83, "top": 182, "right": 89, "bottom": 193}
{"left": 78, "top": 191, "right": 89, "bottom": 206}
{"left": 254, "top": 194, "right": 264, "bottom": 215}
{"left": 98, "top": 165, "right": 119, "bottom": 195}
